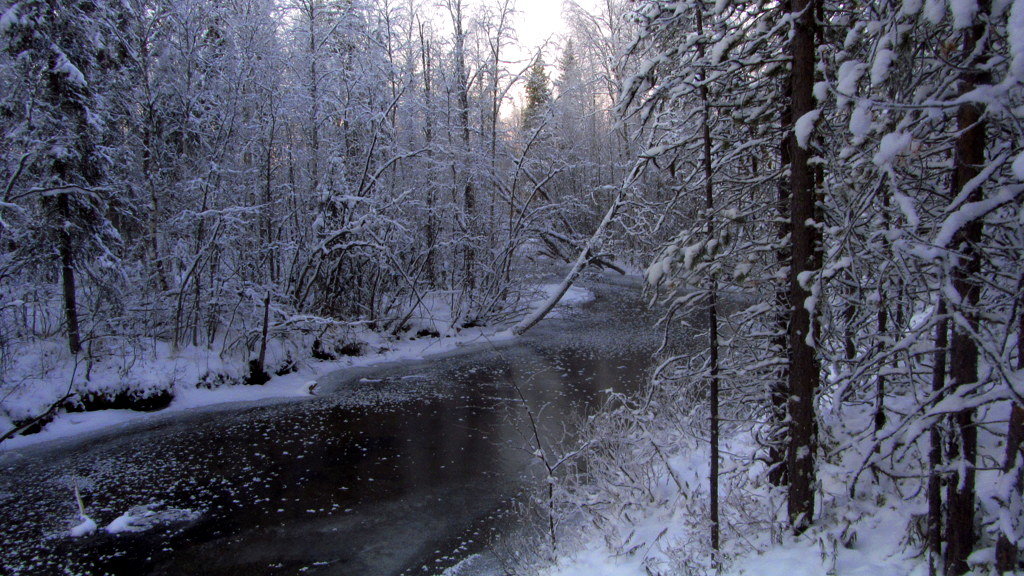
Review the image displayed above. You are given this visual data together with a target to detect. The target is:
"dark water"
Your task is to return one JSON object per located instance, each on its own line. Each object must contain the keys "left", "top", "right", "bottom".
{"left": 0, "top": 275, "right": 673, "bottom": 576}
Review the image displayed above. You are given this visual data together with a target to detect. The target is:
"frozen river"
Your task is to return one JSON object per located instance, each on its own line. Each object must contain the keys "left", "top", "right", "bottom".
{"left": 0, "top": 275, "right": 681, "bottom": 575}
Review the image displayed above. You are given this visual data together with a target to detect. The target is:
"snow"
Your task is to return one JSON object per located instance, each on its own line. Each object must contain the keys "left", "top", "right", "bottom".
{"left": 925, "top": 0, "right": 947, "bottom": 23}
{"left": 794, "top": 110, "right": 820, "bottom": 149}
{"left": 849, "top": 102, "right": 872, "bottom": 142}
{"left": 813, "top": 80, "right": 830, "bottom": 103}
{"left": 54, "top": 52, "right": 86, "bottom": 87}
{"left": 901, "top": 0, "right": 924, "bottom": 15}
{"left": 711, "top": 34, "right": 737, "bottom": 65}
{"left": 931, "top": 185, "right": 1024, "bottom": 249}
{"left": 1010, "top": 0, "right": 1024, "bottom": 81}
{"left": 68, "top": 515, "right": 96, "bottom": 538}
{"left": 1, "top": 281, "right": 593, "bottom": 452}
{"left": 539, "top": 429, "right": 930, "bottom": 576}
{"left": 949, "top": 0, "right": 979, "bottom": 28}
{"left": 836, "top": 60, "right": 865, "bottom": 104}
{"left": 873, "top": 131, "right": 912, "bottom": 166}
{"left": 532, "top": 282, "right": 596, "bottom": 318}
{"left": 843, "top": 28, "right": 860, "bottom": 50}
{"left": 0, "top": 4, "right": 21, "bottom": 32}
{"left": 870, "top": 49, "right": 895, "bottom": 86}
{"left": 104, "top": 503, "right": 200, "bottom": 534}
{"left": 1013, "top": 151, "right": 1024, "bottom": 180}
{"left": 893, "top": 191, "right": 921, "bottom": 227}
{"left": 0, "top": 331, "right": 506, "bottom": 451}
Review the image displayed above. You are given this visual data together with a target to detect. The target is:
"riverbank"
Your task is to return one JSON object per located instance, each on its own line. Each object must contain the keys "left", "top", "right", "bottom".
{"left": 0, "top": 281, "right": 595, "bottom": 452}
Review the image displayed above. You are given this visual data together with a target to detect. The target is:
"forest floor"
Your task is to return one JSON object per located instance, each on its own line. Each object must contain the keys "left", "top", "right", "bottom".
{"left": 0, "top": 274, "right": 595, "bottom": 451}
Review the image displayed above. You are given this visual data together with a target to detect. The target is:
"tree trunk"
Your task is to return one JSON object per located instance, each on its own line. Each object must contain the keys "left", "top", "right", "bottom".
{"left": 928, "top": 299, "right": 949, "bottom": 576}
{"left": 943, "top": 2, "right": 989, "bottom": 571}
{"left": 419, "top": 21, "right": 437, "bottom": 285}
{"left": 694, "top": 5, "right": 720, "bottom": 560}
{"left": 995, "top": 293, "right": 1024, "bottom": 573}
{"left": 769, "top": 58, "right": 793, "bottom": 490}
{"left": 450, "top": 0, "right": 475, "bottom": 294}
{"left": 786, "top": 0, "right": 819, "bottom": 535}
{"left": 58, "top": 193, "right": 82, "bottom": 355}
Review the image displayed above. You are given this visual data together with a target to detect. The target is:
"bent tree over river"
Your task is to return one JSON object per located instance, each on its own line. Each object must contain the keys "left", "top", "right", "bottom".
{"left": 0, "top": 275, "right": 691, "bottom": 575}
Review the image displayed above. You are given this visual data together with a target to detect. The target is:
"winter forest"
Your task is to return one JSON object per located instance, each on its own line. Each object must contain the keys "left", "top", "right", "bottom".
{"left": 0, "top": 0, "right": 1022, "bottom": 573}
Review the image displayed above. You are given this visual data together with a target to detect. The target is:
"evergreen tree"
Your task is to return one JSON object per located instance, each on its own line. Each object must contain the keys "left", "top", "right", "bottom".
{"left": 522, "top": 56, "right": 551, "bottom": 131}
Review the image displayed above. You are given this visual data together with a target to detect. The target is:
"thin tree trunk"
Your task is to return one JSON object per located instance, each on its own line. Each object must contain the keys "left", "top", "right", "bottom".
{"left": 254, "top": 291, "right": 271, "bottom": 383}
{"left": 929, "top": 299, "right": 949, "bottom": 576}
{"left": 875, "top": 295, "right": 888, "bottom": 435}
{"left": 419, "top": 21, "right": 437, "bottom": 284}
{"left": 769, "top": 72, "right": 792, "bottom": 490}
{"left": 995, "top": 291, "right": 1024, "bottom": 573}
{"left": 263, "top": 113, "right": 277, "bottom": 284}
{"left": 694, "top": 5, "right": 720, "bottom": 562}
{"left": 450, "top": 0, "right": 475, "bottom": 294}
{"left": 58, "top": 193, "right": 81, "bottom": 355}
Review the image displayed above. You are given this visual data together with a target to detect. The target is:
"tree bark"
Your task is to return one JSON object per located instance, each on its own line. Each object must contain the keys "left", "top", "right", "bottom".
{"left": 928, "top": 299, "right": 949, "bottom": 576}
{"left": 58, "top": 193, "right": 82, "bottom": 355}
{"left": 995, "top": 293, "right": 1024, "bottom": 573}
{"left": 786, "top": 0, "right": 819, "bottom": 535}
{"left": 943, "top": 2, "right": 989, "bottom": 572}
{"left": 449, "top": 0, "right": 475, "bottom": 293}
{"left": 769, "top": 46, "right": 792, "bottom": 490}
{"left": 694, "top": 5, "right": 720, "bottom": 560}
{"left": 418, "top": 20, "right": 437, "bottom": 284}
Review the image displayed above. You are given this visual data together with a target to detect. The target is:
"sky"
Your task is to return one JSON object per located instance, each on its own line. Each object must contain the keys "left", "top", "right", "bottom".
{"left": 493, "top": 0, "right": 601, "bottom": 111}
{"left": 512, "top": 0, "right": 568, "bottom": 60}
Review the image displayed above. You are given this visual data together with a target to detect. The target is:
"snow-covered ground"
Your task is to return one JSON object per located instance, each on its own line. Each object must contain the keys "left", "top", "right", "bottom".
{"left": 0, "top": 281, "right": 595, "bottom": 451}
{"left": 521, "top": 397, "right": 1013, "bottom": 576}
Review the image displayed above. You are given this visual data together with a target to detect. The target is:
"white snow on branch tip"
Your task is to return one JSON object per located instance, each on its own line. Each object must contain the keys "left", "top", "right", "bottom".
{"left": 836, "top": 60, "right": 865, "bottom": 104}
{"left": 873, "top": 132, "right": 912, "bottom": 166}
{"left": 1011, "top": 0, "right": 1024, "bottom": 81}
{"left": 795, "top": 110, "right": 820, "bottom": 149}
{"left": 54, "top": 52, "right": 86, "bottom": 87}
{"left": 925, "top": 0, "right": 946, "bottom": 22}
{"left": 1013, "top": 151, "right": 1024, "bottom": 180}
{"left": 932, "top": 186, "right": 1024, "bottom": 250}
{"left": 870, "top": 49, "right": 895, "bottom": 86}
{"left": 710, "top": 34, "right": 738, "bottom": 65}
{"left": 901, "top": 0, "right": 923, "bottom": 15}
{"left": 0, "top": 4, "right": 22, "bottom": 32}
{"left": 813, "top": 81, "right": 830, "bottom": 103}
{"left": 949, "top": 0, "right": 978, "bottom": 29}
{"left": 850, "top": 102, "right": 872, "bottom": 141}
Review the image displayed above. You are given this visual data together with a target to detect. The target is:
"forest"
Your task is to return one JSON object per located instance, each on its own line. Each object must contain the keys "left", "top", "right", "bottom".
{"left": 0, "top": 0, "right": 1022, "bottom": 574}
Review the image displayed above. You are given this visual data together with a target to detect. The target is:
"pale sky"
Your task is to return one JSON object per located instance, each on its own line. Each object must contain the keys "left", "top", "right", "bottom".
{"left": 512, "top": 0, "right": 567, "bottom": 61}
{"left": 448, "top": 0, "right": 604, "bottom": 114}
{"left": 500, "top": 0, "right": 597, "bottom": 111}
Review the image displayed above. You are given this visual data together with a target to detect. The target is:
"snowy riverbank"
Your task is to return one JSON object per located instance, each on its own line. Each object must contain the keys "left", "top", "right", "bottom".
{"left": 0, "top": 282, "right": 595, "bottom": 451}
